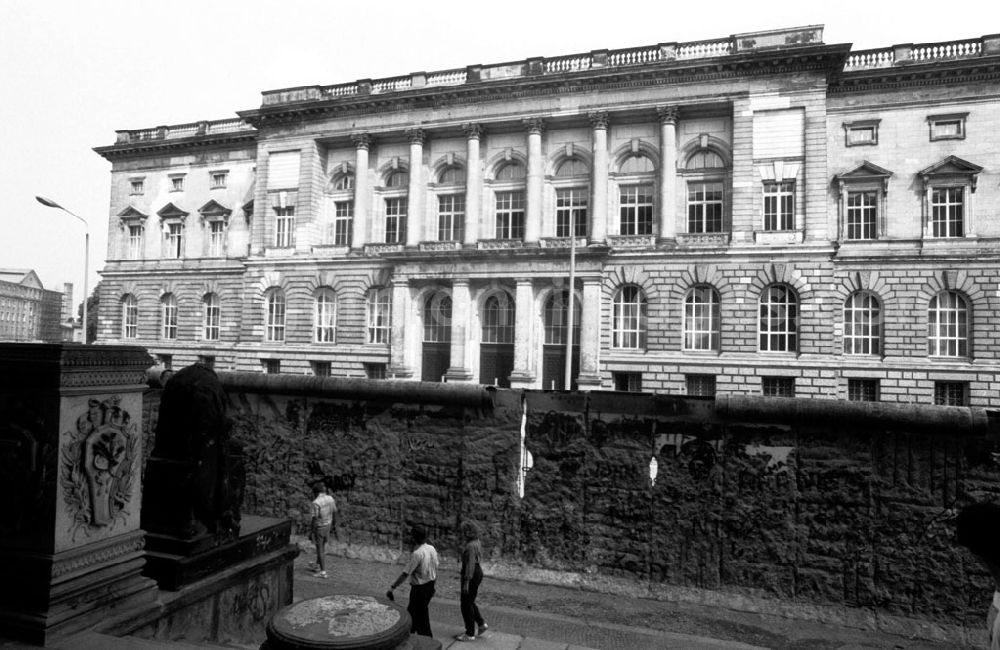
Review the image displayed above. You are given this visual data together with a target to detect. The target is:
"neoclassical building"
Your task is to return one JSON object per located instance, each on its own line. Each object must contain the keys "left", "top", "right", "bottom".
{"left": 94, "top": 26, "right": 1000, "bottom": 406}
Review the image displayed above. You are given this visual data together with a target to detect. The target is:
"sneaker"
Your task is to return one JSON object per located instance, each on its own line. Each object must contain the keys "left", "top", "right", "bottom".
{"left": 477, "top": 623, "right": 489, "bottom": 635}
{"left": 313, "top": 571, "right": 328, "bottom": 579}
{"left": 454, "top": 633, "right": 476, "bottom": 642}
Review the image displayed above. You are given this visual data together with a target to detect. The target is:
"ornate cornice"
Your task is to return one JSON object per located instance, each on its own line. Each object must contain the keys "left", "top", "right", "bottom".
{"left": 93, "top": 131, "right": 257, "bottom": 161}
{"left": 830, "top": 58, "right": 1000, "bottom": 94}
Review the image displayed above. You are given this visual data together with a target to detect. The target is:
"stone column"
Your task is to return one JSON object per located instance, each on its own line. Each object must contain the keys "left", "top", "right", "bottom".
{"left": 508, "top": 278, "right": 536, "bottom": 388}
{"left": 405, "top": 128, "right": 425, "bottom": 248}
{"left": 576, "top": 278, "right": 603, "bottom": 388}
{"left": 445, "top": 280, "right": 474, "bottom": 382}
{"left": 351, "top": 133, "right": 372, "bottom": 250}
{"left": 388, "top": 280, "right": 414, "bottom": 379}
{"left": 463, "top": 124, "right": 483, "bottom": 247}
{"left": 524, "top": 118, "right": 545, "bottom": 246}
{"left": 657, "top": 106, "right": 679, "bottom": 244}
{"left": 0, "top": 344, "right": 158, "bottom": 645}
{"left": 589, "top": 112, "right": 609, "bottom": 245}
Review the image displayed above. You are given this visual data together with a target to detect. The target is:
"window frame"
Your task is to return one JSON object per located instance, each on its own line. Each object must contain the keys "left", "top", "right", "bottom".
{"left": 314, "top": 288, "right": 337, "bottom": 343}
{"left": 762, "top": 181, "right": 795, "bottom": 232}
{"left": 208, "top": 220, "right": 226, "bottom": 257}
{"left": 121, "top": 294, "right": 138, "bottom": 339}
{"left": 161, "top": 294, "right": 178, "bottom": 340}
{"left": 761, "top": 376, "right": 796, "bottom": 397}
{"left": 127, "top": 224, "right": 145, "bottom": 260}
{"left": 927, "top": 290, "right": 969, "bottom": 358}
{"left": 847, "top": 378, "right": 880, "bottom": 402}
{"left": 210, "top": 170, "right": 229, "bottom": 189}
{"left": 927, "top": 113, "right": 967, "bottom": 141}
{"left": 928, "top": 185, "right": 965, "bottom": 238}
{"left": 481, "top": 292, "right": 515, "bottom": 344}
{"left": 683, "top": 285, "right": 721, "bottom": 352}
{"left": 618, "top": 183, "right": 654, "bottom": 236}
{"left": 422, "top": 292, "right": 452, "bottom": 343}
{"left": 843, "top": 291, "right": 881, "bottom": 356}
{"left": 169, "top": 174, "right": 185, "bottom": 192}
{"left": 437, "top": 193, "right": 466, "bottom": 242}
{"left": 494, "top": 190, "right": 525, "bottom": 240}
{"left": 611, "top": 284, "right": 648, "bottom": 350}
{"left": 165, "top": 222, "right": 184, "bottom": 259}
{"left": 842, "top": 119, "right": 880, "bottom": 147}
{"left": 543, "top": 290, "right": 581, "bottom": 346}
{"left": 686, "top": 373, "right": 717, "bottom": 397}
{"left": 204, "top": 293, "right": 221, "bottom": 341}
{"left": 383, "top": 196, "right": 407, "bottom": 244}
{"left": 367, "top": 287, "right": 391, "bottom": 345}
{"left": 129, "top": 177, "right": 145, "bottom": 195}
{"left": 613, "top": 372, "right": 643, "bottom": 392}
{"left": 274, "top": 206, "right": 295, "bottom": 248}
{"left": 934, "top": 381, "right": 969, "bottom": 406}
{"left": 264, "top": 288, "right": 286, "bottom": 343}
{"left": 758, "top": 284, "right": 798, "bottom": 353}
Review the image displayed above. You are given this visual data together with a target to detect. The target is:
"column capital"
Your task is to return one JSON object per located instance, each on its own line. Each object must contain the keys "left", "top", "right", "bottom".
{"left": 462, "top": 123, "right": 485, "bottom": 139}
{"left": 405, "top": 128, "right": 426, "bottom": 145}
{"left": 588, "top": 111, "right": 610, "bottom": 130}
{"left": 522, "top": 117, "right": 546, "bottom": 135}
{"left": 656, "top": 106, "right": 680, "bottom": 125}
{"left": 451, "top": 278, "right": 471, "bottom": 288}
{"left": 514, "top": 277, "right": 533, "bottom": 286}
{"left": 351, "top": 132, "right": 373, "bottom": 150}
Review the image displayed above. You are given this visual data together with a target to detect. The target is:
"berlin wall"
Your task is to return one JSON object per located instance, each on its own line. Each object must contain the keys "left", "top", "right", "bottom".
{"left": 142, "top": 372, "right": 1000, "bottom": 635}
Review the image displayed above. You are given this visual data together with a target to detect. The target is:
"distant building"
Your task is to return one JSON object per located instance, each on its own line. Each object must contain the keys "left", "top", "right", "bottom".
{"left": 0, "top": 270, "right": 65, "bottom": 343}
{"left": 94, "top": 26, "right": 1000, "bottom": 406}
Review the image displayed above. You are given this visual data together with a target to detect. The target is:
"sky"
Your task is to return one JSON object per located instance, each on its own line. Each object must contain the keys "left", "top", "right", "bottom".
{"left": 0, "top": 0, "right": 992, "bottom": 310}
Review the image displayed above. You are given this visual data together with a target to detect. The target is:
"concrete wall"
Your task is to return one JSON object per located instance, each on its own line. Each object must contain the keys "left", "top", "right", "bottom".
{"left": 142, "top": 372, "right": 1000, "bottom": 636}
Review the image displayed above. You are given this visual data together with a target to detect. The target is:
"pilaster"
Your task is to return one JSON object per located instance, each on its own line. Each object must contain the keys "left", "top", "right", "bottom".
{"left": 524, "top": 118, "right": 545, "bottom": 246}
{"left": 351, "top": 133, "right": 372, "bottom": 250}
{"left": 508, "top": 278, "right": 536, "bottom": 388}
{"left": 444, "top": 280, "right": 474, "bottom": 382}
{"left": 657, "top": 106, "right": 679, "bottom": 244}
{"left": 576, "top": 278, "right": 603, "bottom": 388}
{"left": 589, "top": 112, "right": 609, "bottom": 245}
{"left": 463, "top": 124, "right": 483, "bottom": 247}
{"left": 388, "top": 280, "right": 415, "bottom": 379}
{"left": 405, "top": 129, "right": 425, "bottom": 248}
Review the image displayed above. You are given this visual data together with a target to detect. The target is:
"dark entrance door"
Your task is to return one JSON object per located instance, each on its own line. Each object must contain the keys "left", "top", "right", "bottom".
{"left": 541, "top": 289, "right": 581, "bottom": 390}
{"left": 421, "top": 291, "right": 452, "bottom": 383}
{"left": 479, "top": 343, "right": 514, "bottom": 387}
{"left": 541, "top": 344, "right": 579, "bottom": 390}
{"left": 421, "top": 342, "right": 450, "bottom": 382}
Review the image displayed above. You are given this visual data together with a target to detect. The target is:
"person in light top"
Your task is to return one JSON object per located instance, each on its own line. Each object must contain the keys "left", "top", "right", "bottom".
{"left": 957, "top": 502, "right": 1000, "bottom": 650}
{"left": 309, "top": 480, "right": 338, "bottom": 579}
{"left": 388, "top": 525, "right": 439, "bottom": 637}
{"left": 455, "top": 520, "right": 488, "bottom": 642}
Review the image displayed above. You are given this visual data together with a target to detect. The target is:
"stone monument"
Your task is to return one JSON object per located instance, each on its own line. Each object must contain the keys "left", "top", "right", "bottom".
{"left": 0, "top": 343, "right": 159, "bottom": 645}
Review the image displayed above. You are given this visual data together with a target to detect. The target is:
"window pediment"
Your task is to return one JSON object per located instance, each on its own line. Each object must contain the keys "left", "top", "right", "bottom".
{"left": 919, "top": 156, "right": 983, "bottom": 191}
{"left": 157, "top": 202, "right": 189, "bottom": 222}
{"left": 118, "top": 206, "right": 148, "bottom": 223}
{"left": 835, "top": 161, "right": 893, "bottom": 192}
{"left": 198, "top": 199, "right": 232, "bottom": 223}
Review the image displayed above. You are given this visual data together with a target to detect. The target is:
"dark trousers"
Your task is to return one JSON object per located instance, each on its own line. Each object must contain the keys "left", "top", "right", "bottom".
{"left": 408, "top": 580, "right": 436, "bottom": 637}
{"left": 460, "top": 564, "right": 484, "bottom": 636}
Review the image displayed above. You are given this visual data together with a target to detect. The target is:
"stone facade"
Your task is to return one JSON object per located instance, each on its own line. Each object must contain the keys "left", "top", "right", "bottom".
{"left": 0, "top": 269, "right": 65, "bottom": 343}
{"left": 96, "top": 27, "right": 1000, "bottom": 406}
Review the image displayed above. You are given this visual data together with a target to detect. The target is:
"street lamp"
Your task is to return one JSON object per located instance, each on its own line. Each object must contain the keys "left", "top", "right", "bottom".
{"left": 35, "top": 196, "right": 90, "bottom": 344}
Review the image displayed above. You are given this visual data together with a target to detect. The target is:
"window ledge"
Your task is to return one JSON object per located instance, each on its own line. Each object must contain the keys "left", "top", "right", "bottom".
{"left": 607, "top": 235, "right": 656, "bottom": 249}
{"left": 539, "top": 237, "right": 587, "bottom": 249}
{"left": 311, "top": 244, "right": 350, "bottom": 258}
{"left": 263, "top": 246, "right": 296, "bottom": 258}
{"left": 364, "top": 243, "right": 405, "bottom": 256}
{"left": 419, "top": 240, "right": 463, "bottom": 251}
{"left": 754, "top": 230, "right": 804, "bottom": 245}
{"left": 477, "top": 239, "right": 524, "bottom": 250}
{"left": 677, "top": 232, "right": 730, "bottom": 247}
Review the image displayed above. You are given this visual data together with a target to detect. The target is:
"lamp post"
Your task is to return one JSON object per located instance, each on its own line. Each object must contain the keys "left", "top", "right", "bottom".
{"left": 36, "top": 196, "right": 90, "bottom": 344}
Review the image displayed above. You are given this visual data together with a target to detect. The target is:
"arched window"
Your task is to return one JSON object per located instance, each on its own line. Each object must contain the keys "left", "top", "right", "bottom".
{"left": 843, "top": 291, "right": 881, "bottom": 355}
{"left": 423, "top": 292, "right": 452, "bottom": 342}
{"left": 684, "top": 286, "right": 720, "bottom": 351}
{"left": 314, "top": 288, "right": 336, "bottom": 343}
{"left": 367, "top": 287, "right": 391, "bottom": 344}
{"left": 543, "top": 290, "right": 581, "bottom": 345}
{"left": 438, "top": 165, "right": 464, "bottom": 185}
{"left": 385, "top": 170, "right": 409, "bottom": 187}
{"left": 618, "top": 154, "right": 655, "bottom": 236}
{"left": 482, "top": 293, "right": 515, "bottom": 343}
{"left": 928, "top": 291, "right": 969, "bottom": 357}
{"left": 265, "top": 288, "right": 285, "bottom": 343}
{"left": 619, "top": 155, "right": 655, "bottom": 174}
{"left": 332, "top": 173, "right": 355, "bottom": 191}
{"left": 122, "top": 294, "right": 138, "bottom": 339}
{"left": 759, "top": 285, "right": 798, "bottom": 352}
{"left": 685, "top": 150, "right": 726, "bottom": 170}
{"left": 161, "top": 293, "right": 178, "bottom": 340}
{"left": 495, "top": 161, "right": 526, "bottom": 180}
{"left": 555, "top": 158, "right": 588, "bottom": 178}
{"left": 204, "top": 293, "right": 220, "bottom": 341}
{"left": 612, "top": 285, "right": 648, "bottom": 349}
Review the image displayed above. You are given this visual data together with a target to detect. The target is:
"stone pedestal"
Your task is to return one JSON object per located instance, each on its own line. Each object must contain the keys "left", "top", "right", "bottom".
{"left": 0, "top": 343, "right": 159, "bottom": 645}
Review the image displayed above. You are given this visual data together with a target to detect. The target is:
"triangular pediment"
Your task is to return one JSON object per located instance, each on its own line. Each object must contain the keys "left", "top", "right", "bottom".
{"left": 835, "top": 160, "right": 893, "bottom": 181}
{"left": 157, "top": 202, "right": 189, "bottom": 220}
{"left": 117, "top": 206, "right": 148, "bottom": 220}
{"left": 20, "top": 270, "right": 43, "bottom": 289}
{"left": 919, "top": 155, "right": 983, "bottom": 177}
{"left": 198, "top": 199, "right": 232, "bottom": 219}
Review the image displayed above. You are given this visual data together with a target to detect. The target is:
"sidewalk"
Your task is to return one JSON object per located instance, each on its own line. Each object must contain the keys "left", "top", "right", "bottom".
{"left": 295, "top": 539, "right": 978, "bottom": 650}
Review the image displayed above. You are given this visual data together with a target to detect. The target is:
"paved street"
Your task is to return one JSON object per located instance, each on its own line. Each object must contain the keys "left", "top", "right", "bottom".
{"left": 295, "top": 540, "right": 977, "bottom": 650}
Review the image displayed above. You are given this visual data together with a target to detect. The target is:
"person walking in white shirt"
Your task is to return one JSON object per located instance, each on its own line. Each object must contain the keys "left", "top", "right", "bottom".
{"left": 309, "top": 481, "right": 338, "bottom": 579}
{"left": 387, "top": 525, "right": 439, "bottom": 637}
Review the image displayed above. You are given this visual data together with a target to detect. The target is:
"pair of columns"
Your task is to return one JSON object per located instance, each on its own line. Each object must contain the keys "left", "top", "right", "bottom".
{"left": 347, "top": 105, "right": 680, "bottom": 249}
{"left": 388, "top": 277, "right": 603, "bottom": 389}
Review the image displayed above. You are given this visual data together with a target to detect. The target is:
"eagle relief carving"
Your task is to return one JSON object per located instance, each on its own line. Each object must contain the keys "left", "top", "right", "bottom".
{"left": 61, "top": 396, "right": 138, "bottom": 540}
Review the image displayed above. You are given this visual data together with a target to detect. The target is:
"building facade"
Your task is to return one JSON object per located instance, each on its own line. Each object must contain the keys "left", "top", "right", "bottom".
{"left": 94, "top": 26, "right": 1000, "bottom": 406}
{"left": 0, "top": 270, "right": 66, "bottom": 343}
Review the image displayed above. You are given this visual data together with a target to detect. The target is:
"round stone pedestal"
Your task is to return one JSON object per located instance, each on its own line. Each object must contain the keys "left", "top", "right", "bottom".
{"left": 263, "top": 594, "right": 420, "bottom": 650}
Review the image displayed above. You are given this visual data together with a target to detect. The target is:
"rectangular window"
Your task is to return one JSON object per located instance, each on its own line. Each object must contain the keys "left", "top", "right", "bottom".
{"left": 763, "top": 182, "right": 794, "bottom": 231}
{"left": 311, "top": 361, "right": 331, "bottom": 377}
{"left": 197, "top": 355, "right": 215, "bottom": 370}
{"left": 128, "top": 225, "right": 144, "bottom": 259}
{"left": 928, "top": 113, "right": 967, "bottom": 141}
{"left": 934, "top": 381, "right": 968, "bottom": 406}
{"left": 365, "top": 363, "right": 387, "bottom": 379}
{"left": 438, "top": 194, "right": 466, "bottom": 241}
{"left": 762, "top": 376, "right": 795, "bottom": 397}
{"left": 686, "top": 374, "right": 717, "bottom": 397}
{"left": 613, "top": 372, "right": 642, "bottom": 392}
{"left": 209, "top": 221, "right": 226, "bottom": 257}
{"left": 384, "top": 197, "right": 407, "bottom": 244}
{"left": 495, "top": 191, "right": 525, "bottom": 240}
{"left": 367, "top": 290, "right": 391, "bottom": 344}
{"left": 846, "top": 191, "right": 878, "bottom": 240}
{"left": 210, "top": 171, "right": 228, "bottom": 188}
{"left": 263, "top": 359, "right": 281, "bottom": 374}
{"left": 170, "top": 175, "right": 185, "bottom": 192}
{"left": 555, "top": 188, "right": 588, "bottom": 238}
{"left": 930, "top": 187, "right": 964, "bottom": 238}
{"left": 848, "top": 379, "right": 879, "bottom": 402}
{"left": 275, "top": 206, "right": 295, "bottom": 247}
{"left": 166, "top": 223, "right": 184, "bottom": 258}
{"left": 687, "top": 182, "right": 724, "bottom": 233}
{"left": 130, "top": 178, "right": 144, "bottom": 195}
{"left": 205, "top": 301, "right": 220, "bottom": 341}
{"left": 157, "top": 354, "right": 173, "bottom": 370}
{"left": 844, "top": 120, "right": 879, "bottom": 147}
{"left": 619, "top": 184, "right": 653, "bottom": 235}
{"left": 333, "top": 201, "right": 353, "bottom": 246}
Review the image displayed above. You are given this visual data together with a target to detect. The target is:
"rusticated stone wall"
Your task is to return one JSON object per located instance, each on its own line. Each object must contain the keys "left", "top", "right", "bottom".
{"left": 142, "top": 373, "right": 999, "bottom": 632}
